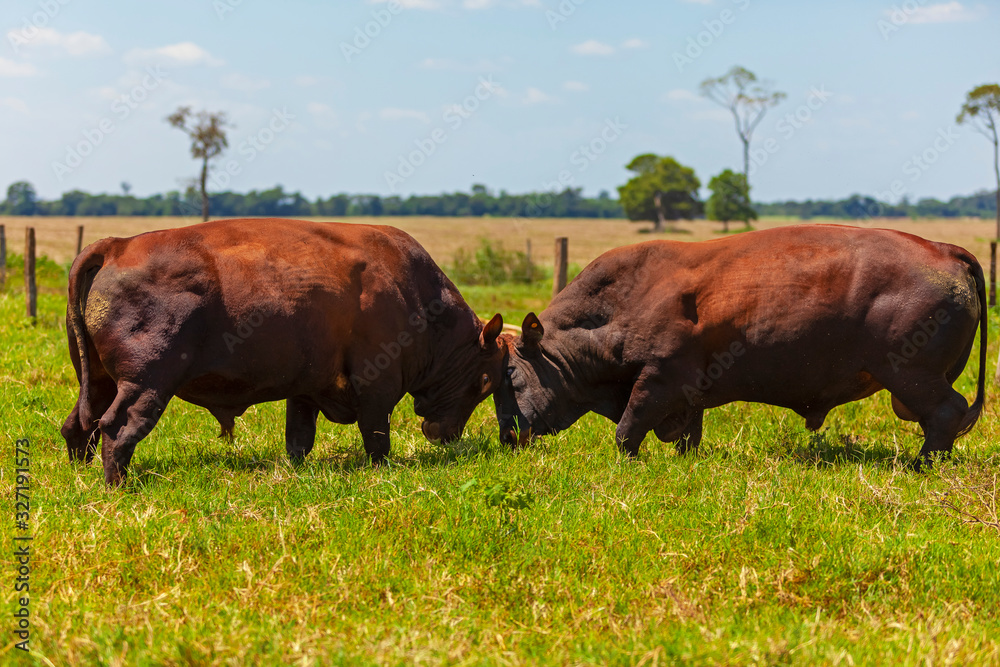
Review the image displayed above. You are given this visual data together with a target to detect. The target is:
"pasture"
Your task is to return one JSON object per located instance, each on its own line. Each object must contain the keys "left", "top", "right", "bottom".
{"left": 1, "top": 216, "right": 999, "bottom": 665}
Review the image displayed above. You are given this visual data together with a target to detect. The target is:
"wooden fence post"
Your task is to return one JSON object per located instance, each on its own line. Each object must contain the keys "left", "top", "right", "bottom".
{"left": 76, "top": 225, "right": 85, "bottom": 256}
{"left": 990, "top": 241, "right": 997, "bottom": 308}
{"left": 25, "top": 227, "right": 36, "bottom": 321}
{"left": 0, "top": 224, "right": 6, "bottom": 291}
{"left": 553, "top": 237, "right": 568, "bottom": 298}
{"left": 525, "top": 239, "right": 533, "bottom": 283}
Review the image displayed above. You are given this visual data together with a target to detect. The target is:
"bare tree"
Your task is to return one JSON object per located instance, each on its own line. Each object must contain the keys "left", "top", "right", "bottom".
{"left": 166, "top": 107, "right": 230, "bottom": 221}
{"left": 957, "top": 84, "right": 1000, "bottom": 241}
{"left": 700, "top": 66, "right": 784, "bottom": 225}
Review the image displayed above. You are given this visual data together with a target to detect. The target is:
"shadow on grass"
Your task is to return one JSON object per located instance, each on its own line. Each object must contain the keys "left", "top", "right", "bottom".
{"left": 638, "top": 226, "right": 693, "bottom": 235}
{"left": 781, "top": 431, "right": 911, "bottom": 468}
{"left": 713, "top": 224, "right": 757, "bottom": 235}
{"left": 123, "top": 432, "right": 506, "bottom": 489}
{"left": 684, "top": 427, "right": 918, "bottom": 470}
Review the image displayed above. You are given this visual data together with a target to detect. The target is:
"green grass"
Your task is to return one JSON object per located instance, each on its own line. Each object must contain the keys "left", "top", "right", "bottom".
{"left": 2, "top": 275, "right": 999, "bottom": 666}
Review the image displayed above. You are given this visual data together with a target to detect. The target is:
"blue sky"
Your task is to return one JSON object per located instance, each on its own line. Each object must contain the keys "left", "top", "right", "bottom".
{"left": 1, "top": 0, "right": 997, "bottom": 202}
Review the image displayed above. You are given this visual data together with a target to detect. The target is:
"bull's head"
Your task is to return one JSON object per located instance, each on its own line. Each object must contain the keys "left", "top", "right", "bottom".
{"left": 495, "top": 313, "right": 588, "bottom": 448}
{"left": 415, "top": 313, "right": 507, "bottom": 444}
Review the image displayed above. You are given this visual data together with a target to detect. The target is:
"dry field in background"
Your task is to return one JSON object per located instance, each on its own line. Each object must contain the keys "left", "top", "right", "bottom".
{"left": 1, "top": 215, "right": 996, "bottom": 270}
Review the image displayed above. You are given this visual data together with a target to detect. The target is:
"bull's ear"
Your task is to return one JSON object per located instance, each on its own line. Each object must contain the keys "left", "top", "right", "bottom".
{"left": 522, "top": 312, "right": 544, "bottom": 346}
{"left": 480, "top": 313, "right": 503, "bottom": 349}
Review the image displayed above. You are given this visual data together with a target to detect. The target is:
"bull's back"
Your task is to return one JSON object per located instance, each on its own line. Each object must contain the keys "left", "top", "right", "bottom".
{"left": 564, "top": 225, "right": 976, "bottom": 331}
{"left": 80, "top": 219, "right": 431, "bottom": 396}
{"left": 553, "top": 225, "right": 981, "bottom": 408}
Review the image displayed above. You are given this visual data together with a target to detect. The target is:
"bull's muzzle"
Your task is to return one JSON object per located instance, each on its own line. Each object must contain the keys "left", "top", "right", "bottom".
{"left": 421, "top": 420, "right": 464, "bottom": 444}
{"left": 498, "top": 418, "right": 532, "bottom": 449}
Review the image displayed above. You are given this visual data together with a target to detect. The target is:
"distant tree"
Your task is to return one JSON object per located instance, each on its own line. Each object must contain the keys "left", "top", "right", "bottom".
{"left": 706, "top": 169, "right": 756, "bottom": 232}
{"left": 5, "top": 181, "right": 38, "bottom": 215}
{"left": 166, "top": 107, "right": 231, "bottom": 221}
{"left": 700, "top": 66, "right": 785, "bottom": 197}
{"left": 957, "top": 84, "right": 1000, "bottom": 240}
{"left": 617, "top": 154, "right": 701, "bottom": 232}
{"left": 121, "top": 181, "right": 132, "bottom": 196}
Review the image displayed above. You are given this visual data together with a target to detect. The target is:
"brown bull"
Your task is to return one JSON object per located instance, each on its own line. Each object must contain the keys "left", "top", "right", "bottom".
{"left": 495, "top": 225, "right": 986, "bottom": 466}
{"left": 62, "top": 218, "right": 505, "bottom": 485}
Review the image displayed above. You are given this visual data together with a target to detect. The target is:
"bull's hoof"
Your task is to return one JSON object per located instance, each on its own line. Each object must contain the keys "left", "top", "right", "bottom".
{"left": 286, "top": 450, "right": 310, "bottom": 464}
{"left": 674, "top": 441, "right": 699, "bottom": 456}
{"left": 104, "top": 470, "right": 127, "bottom": 487}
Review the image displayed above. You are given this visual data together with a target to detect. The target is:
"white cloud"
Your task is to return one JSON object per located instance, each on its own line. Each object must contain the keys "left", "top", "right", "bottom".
{"left": 221, "top": 73, "right": 270, "bottom": 92}
{"left": 7, "top": 28, "right": 111, "bottom": 57}
{"left": 904, "top": 2, "right": 985, "bottom": 23}
{"left": 294, "top": 75, "right": 322, "bottom": 86}
{"left": 621, "top": 38, "right": 648, "bottom": 49}
{"left": 571, "top": 40, "right": 616, "bottom": 56}
{"left": 0, "top": 97, "right": 28, "bottom": 113}
{"left": 461, "top": 0, "right": 540, "bottom": 7}
{"left": 368, "top": 0, "right": 539, "bottom": 7}
{"left": 367, "top": 0, "right": 441, "bottom": 8}
{"left": 522, "top": 87, "right": 556, "bottom": 105}
{"left": 308, "top": 102, "right": 338, "bottom": 129}
{"left": 689, "top": 109, "right": 731, "bottom": 122}
{"left": 0, "top": 57, "right": 37, "bottom": 77}
{"left": 563, "top": 81, "right": 589, "bottom": 92}
{"left": 124, "top": 42, "right": 223, "bottom": 67}
{"left": 663, "top": 88, "right": 701, "bottom": 102}
{"left": 379, "top": 107, "right": 431, "bottom": 123}
{"left": 418, "top": 57, "right": 508, "bottom": 71}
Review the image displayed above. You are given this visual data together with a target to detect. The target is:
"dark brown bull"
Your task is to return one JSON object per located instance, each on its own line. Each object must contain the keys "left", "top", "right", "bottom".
{"left": 495, "top": 225, "right": 986, "bottom": 466}
{"left": 62, "top": 218, "right": 505, "bottom": 485}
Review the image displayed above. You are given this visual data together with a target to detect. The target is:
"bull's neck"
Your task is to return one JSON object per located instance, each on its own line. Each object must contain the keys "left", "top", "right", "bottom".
{"left": 544, "top": 323, "right": 634, "bottom": 417}
{"left": 406, "top": 301, "right": 481, "bottom": 395}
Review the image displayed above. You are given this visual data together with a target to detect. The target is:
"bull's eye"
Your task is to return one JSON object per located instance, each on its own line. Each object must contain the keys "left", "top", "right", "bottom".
{"left": 506, "top": 367, "right": 515, "bottom": 378}
{"left": 481, "top": 373, "right": 490, "bottom": 392}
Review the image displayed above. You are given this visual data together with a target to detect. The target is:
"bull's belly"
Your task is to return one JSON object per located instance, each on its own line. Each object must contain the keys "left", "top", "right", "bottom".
{"left": 697, "top": 370, "right": 884, "bottom": 416}
{"left": 175, "top": 373, "right": 358, "bottom": 424}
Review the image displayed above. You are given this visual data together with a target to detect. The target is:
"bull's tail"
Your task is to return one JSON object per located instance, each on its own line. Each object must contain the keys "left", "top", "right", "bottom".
{"left": 955, "top": 254, "right": 987, "bottom": 438}
{"left": 67, "top": 240, "right": 111, "bottom": 428}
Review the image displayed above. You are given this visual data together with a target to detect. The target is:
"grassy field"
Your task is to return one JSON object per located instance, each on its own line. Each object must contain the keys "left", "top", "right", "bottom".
{"left": 1, "top": 217, "right": 1000, "bottom": 665}
{"left": 2, "top": 214, "right": 998, "bottom": 271}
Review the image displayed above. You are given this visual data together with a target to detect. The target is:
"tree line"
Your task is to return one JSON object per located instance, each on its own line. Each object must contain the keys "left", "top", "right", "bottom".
{"left": 0, "top": 182, "right": 624, "bottom": 219}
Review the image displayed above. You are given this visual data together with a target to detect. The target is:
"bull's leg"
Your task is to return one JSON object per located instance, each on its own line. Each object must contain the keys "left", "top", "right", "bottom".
{"left": 357, "top": 404, "right": 392, "bottom": 464}
{"left": 615, "top": 372, "right": 678, "bottom": 457}
{"left": 674, "top": 409, "right": 703, "bottom": 455}
{"left": 98, "top": 382, "right": 171, "bottom": 486}
{"left": 913, "top": 390, "right": 968, "bottom": 470}
{"left": 880, "top": 375, "right": 968, "bottom": 470}
{"left": 61, "top": 375, "right": 117, "bottom": 464}
{"left": 286, "top": 396, "right": 320, "bottom": 461}
{"left": 653, "top": 409, "right": 704, "bottom": 455}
